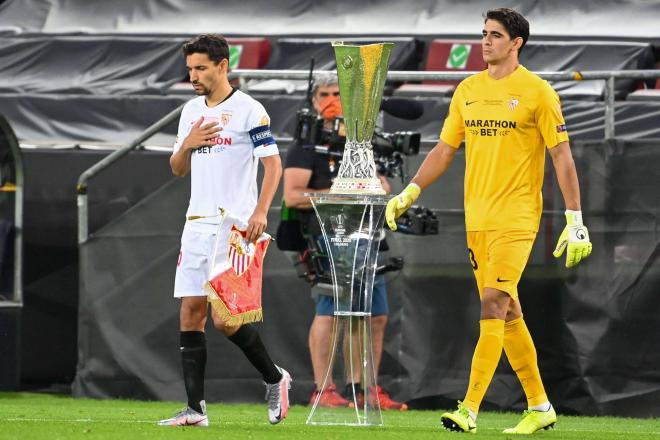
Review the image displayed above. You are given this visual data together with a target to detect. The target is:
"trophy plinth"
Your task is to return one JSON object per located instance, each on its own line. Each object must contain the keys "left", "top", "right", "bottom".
{"left": 306, "top": 193, "right": 388, "bottom": 426}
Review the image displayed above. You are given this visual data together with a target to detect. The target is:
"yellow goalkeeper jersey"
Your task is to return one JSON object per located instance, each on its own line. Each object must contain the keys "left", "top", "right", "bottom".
{"left": 440, "top": 65, "right": 569, "bottom": 232}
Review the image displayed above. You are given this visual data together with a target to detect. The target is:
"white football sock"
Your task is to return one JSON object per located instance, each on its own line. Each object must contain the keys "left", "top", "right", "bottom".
{"left": 529, "top": 401, "right": 551, "bottom": 412}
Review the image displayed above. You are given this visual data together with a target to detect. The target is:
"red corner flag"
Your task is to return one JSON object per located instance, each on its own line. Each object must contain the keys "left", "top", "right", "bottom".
{"left": 205, "top": 225, "right": 271, "bottom": 326}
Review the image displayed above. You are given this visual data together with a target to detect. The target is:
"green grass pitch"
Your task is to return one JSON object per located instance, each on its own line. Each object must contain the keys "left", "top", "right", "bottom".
{"left": 1, "top": 393, "right": 660, "bottom": 439}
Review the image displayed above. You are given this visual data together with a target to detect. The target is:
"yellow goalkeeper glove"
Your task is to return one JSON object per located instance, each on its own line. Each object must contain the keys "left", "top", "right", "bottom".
{"left": 385, "top": 183, "right": 421, "bottom": 231}
{"left": 553, "top": 210, "right": 592, "bottom": 268}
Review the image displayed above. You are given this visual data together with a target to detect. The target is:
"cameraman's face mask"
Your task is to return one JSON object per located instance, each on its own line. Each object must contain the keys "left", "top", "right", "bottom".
{"left": 317, "top": 95, "right": 343, "bottom": 122}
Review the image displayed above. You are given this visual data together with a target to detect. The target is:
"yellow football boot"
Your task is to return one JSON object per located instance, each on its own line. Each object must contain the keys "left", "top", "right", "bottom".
{"left": 440, "top": 401, "right": 477, "bottom": 434}
{"left": 503, "top": 406, "right": 557, "bottom": 434}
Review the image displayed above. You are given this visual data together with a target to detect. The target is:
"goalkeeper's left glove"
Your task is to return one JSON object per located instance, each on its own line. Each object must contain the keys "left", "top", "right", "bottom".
{"left": 553, "top": 210, "right": 592, "bottom": 268}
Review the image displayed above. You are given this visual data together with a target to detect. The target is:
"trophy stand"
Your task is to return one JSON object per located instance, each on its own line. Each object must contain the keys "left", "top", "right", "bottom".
{"left": 306, "top": 194, "right": 388, "bottom": 426}
{"left": 306, "top": 42, "right": 394, "bottom": 426}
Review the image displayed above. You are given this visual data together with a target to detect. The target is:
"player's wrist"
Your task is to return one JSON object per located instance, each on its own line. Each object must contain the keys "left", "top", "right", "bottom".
{"left": 565, "top": 209, "right": 583, "bottom": 227}
{"left": 252, "top": 205, "right": 269, "bottom": 217}
{"left": 404, "top": 182, "right": 421, "bottom": 201}
{"left": 181, "top": 140, "right": 194, "bottom": 151}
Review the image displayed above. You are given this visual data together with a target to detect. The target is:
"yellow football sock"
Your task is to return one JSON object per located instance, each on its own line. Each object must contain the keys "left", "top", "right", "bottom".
{"left": 503, "top": 316, "right": 548, "bottom": 407}
{"left": 464, "top": 319, "right": 505, "bottom": 414}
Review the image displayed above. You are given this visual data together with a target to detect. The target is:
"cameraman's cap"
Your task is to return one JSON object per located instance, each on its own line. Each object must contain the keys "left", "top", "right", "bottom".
{"left": 312, "top": 72, "right": 339, "bottom": 93}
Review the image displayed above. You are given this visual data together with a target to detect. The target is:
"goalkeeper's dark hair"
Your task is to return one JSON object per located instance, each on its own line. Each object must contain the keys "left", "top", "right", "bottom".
{"left": 484, "top": 8, "right": 530, "bottom": 54}
{"left": 182, "top": 34, "right": 229, "bottom": 64}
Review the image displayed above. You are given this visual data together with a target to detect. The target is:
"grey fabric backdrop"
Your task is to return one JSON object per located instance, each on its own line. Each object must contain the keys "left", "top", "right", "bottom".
{"left": 2, "top": 0, "right": 660, "bottom": 39}
{"left": 72, "top": 140, "right": 660, "bottom": 416}
{"left": 0, "top": 26, "right": 655, "bottom": 146}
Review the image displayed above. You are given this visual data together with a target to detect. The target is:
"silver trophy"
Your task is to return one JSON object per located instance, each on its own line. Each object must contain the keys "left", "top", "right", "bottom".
{"left": 330, "top": 42, "right": 394, "bottom": 195}
{"left": 307, "top": 42, "right": 394, "bottom": 426}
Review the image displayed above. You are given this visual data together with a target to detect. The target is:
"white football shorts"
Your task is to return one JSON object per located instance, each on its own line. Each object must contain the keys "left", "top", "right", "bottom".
{"left": 173, "top": 221, "right": 232, "bottom": 298}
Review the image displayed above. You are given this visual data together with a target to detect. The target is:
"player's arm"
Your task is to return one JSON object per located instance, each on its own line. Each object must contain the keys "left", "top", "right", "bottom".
{"left": 170, "top": 117, "right": 220, "bottom": 177}
{"left": 548, "top": 141, "right": 592, "bottom": 267}
{"left": 246, "top": 154, "right": 282, "bottom": 242}
{"left": 386, "top": 82, "right": 464, "bottom": 230}
{"left": 169, "top": 144, "right": 193, "bottom": 177}
{"left": 537, "top": 81, "right": 592, "bottom": 268}
{"left": 548, "top": 141, "right": 580, "bottom": 210}
{"left": 411, "top": 83, "right": 465, "bottom": 190}
{"left": 411, "top": 140, "right": 458, "bottom": 190}
{"left": 385, "top": 140, "right": 457, "bottom": 230}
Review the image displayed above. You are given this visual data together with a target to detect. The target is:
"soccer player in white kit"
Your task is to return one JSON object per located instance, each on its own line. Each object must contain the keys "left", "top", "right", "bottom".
{"left": 158, "top": 34, "right": 291, "bottom": 427}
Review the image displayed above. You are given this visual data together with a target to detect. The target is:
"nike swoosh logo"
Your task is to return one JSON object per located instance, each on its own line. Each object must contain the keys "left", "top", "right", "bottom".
{"left": 497, "top": 277, "right": 510, "bottom": 282}
{"left": 465, "top": 100, "right": 478, "bottom": 106}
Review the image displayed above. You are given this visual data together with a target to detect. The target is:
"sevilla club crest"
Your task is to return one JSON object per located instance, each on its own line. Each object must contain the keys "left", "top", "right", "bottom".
{"left": 220, "top": 112, "right": 232, "bottom": 127}
{"left": 228, "top": 225, "right": 256, "bottom": 276}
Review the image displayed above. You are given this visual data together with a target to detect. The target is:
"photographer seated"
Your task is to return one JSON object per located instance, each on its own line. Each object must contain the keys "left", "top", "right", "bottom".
{"left": 283, "top": 72, "right": 407, "bottom": 411}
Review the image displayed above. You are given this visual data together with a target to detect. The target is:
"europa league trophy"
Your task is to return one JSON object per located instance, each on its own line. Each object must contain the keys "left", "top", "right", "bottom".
{"left": 306, "top": 42, "right": 393, "bottom": 426}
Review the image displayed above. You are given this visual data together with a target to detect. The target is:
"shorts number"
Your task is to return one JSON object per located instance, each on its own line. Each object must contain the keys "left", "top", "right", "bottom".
{"left": 468, "top": 248, "right": 478, "bottom": 270}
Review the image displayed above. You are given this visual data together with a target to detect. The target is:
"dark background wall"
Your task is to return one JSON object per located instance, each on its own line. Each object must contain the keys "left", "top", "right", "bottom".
{"left": 19, "top": 149, "right": 175, "bottom": 387}
{"left": 2, "top": 0, "right": 660, "bottom": 417}
{"left": 13, "top": 140, "right": 656, "bottom": 416}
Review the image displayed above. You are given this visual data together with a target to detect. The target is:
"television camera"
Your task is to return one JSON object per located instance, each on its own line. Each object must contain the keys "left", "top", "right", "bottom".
{"left": 277, "top": 68, "right": 438, "bottom": 288}
{"left": 294, "top": 98, "right": 422, "bottom": 182}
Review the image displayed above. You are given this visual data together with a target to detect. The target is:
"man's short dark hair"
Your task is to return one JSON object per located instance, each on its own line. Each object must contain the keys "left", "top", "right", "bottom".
{"left": 484, "top": 8, "right": 530, "bottom": 54}
{"left": 182, "top": 34, "right": 229, "bottom": 64}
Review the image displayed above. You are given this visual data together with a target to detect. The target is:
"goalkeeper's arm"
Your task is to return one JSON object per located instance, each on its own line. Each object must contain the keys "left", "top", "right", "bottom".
{"left": 410, "top": 140, "right": 458, "bottom": 191}
{"left": 548, "top": 141, "right": 581, "bottom": 212}
{"left": 386, "top": 140, "right": 457, "bottom": 230}
{"left": 549, "top": 141, "right": 592, "bottom": 267}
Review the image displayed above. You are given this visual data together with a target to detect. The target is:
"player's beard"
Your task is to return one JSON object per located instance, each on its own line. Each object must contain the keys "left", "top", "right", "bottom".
{"left": 192, "top": 81, "right": 210, "bottom": 96}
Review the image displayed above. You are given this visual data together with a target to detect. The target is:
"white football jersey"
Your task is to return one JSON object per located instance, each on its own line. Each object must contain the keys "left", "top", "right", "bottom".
{"left": 173, "top": 89, "right": 279, "bottom": 228}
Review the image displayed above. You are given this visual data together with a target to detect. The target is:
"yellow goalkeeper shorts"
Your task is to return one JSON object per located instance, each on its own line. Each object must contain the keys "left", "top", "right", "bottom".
{"left": 466, "top": 230, "right": 537, "bottom": 299}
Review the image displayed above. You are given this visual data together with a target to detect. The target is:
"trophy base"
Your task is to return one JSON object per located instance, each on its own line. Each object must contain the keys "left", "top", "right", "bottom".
{"left": 330, "top": 178, "right": 385, "bottom": 195}
{"left": 306, "top": 195, "right": 386, "bottom": 426}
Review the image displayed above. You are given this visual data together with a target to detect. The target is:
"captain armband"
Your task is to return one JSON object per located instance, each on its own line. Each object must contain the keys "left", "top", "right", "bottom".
{"left": 249, "top": 125, "right": 276, "bottom": 149}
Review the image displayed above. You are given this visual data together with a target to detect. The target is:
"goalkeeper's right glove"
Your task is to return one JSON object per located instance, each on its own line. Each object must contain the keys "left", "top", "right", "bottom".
{"left": 385, "top": 183, "right": 421, "bottom": 231}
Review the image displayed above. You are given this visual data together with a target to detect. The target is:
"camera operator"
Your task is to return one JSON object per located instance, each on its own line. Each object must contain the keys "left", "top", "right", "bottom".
{"left": 282, "top": 72, "right": 407, "bottom": 410}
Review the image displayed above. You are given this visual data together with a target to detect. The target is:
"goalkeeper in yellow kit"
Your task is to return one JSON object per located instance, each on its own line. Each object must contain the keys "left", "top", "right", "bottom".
{"left": 386, "top": 8, "right": 592, "bottom": 435}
